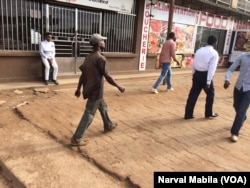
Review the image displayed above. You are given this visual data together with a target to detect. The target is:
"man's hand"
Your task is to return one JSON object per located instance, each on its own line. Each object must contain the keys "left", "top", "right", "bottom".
{"left": 204, "top": 84, "right": 210, "bottom": 91}
{"left": 118, "top": 86, "right": 125, "bottom": 93}
{"left": 75, "top": 89, "right": 81, "bottom": 98}
{"left": 224, "top": 80, "right": 230, "bottom": 89}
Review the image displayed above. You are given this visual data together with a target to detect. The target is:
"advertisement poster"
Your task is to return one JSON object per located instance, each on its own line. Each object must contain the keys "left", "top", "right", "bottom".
{"left": 148, "top": 1, "right": 197, "bottom": 68}
{"left": 233, "top": 31, "right": 250, "bottom": 52}
{"left": 148, "top": 21, "right": 195, "bottom": 68}
{"left": 148, "top": 20, "right": 168, "bottom": 54}
{"left": 173, "top": 23, "right": 195, "bottom": 54}
{"left": 230, "top": 30, "right": 250, "bottom": 63}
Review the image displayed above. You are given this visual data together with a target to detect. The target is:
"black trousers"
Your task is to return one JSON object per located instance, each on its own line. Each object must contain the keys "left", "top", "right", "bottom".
{"left": 184, "top": 71, "right": 215, "bottom": 117}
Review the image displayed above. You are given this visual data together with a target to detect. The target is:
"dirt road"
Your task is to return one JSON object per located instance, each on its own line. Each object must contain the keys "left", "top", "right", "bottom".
{"left": 1, "top": 70, "right": 250, "bottom": 188}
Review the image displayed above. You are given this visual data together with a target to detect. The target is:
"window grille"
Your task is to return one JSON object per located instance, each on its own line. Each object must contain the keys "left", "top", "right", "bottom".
{"left": 0, "top": 0, "right": 138, "bottom": 56}
{"left": 102, "top": 0, "right": 137, "bottom": 53}
{"left": 0, "top": 0, "right": 42, "bottom": 51}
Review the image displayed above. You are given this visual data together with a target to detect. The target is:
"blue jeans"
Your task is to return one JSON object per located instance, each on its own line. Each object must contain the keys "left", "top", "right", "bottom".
{"left": 152, "top": 62, "right": 172, "bottom": 89}
{"left": 72, "top": 98, "right": 113, "bottom": 142}
{"left": 231, "top": 87, "right": 250, "bottom": 136}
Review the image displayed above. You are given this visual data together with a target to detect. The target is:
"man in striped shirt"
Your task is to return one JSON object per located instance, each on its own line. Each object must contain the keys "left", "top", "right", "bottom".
{"left": 224, "top": 52, "right": 250, "bottom": 142}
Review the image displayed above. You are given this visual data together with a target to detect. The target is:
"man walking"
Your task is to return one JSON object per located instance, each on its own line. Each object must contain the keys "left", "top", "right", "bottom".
{"left": 71, "top": 33, "right": 125, "bottom": 146}
{"left": 224, "top": 52, "right": 250, "bottom": 142}
{"left": 151, "top": 32, "right": 179, "bottom": 94}
{"left": 184, "top": 35, "right": 219, "bottom": 119}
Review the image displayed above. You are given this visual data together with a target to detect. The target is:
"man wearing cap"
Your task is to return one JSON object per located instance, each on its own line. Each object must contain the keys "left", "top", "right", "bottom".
{"left": 71, "top": 33, "right": 125, "bottom": 146}
{"left": 184, "top": 35, "right": 219, "bottom": 120}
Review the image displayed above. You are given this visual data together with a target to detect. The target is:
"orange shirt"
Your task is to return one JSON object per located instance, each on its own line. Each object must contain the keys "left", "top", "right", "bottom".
{"left": 159, "top": 39, "right": 176, "bottom": 64}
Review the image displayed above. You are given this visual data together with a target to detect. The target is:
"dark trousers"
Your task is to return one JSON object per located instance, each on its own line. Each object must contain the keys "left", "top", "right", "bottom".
{"left": 72, "top": 98, "right": 114, "bottom": 142}
{"left": 184, "top": 71, "right": 215, "bottom": 117}
{"left": 231, "top": 87, "right": 250, "bottom": 136}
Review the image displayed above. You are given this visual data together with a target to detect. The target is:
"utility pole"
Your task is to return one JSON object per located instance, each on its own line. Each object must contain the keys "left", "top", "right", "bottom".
{"left": 163, "top": 0, "right": 175, "bottom": 85}
{"left": 167, "top": 0, "right": 175, "bottom": 34}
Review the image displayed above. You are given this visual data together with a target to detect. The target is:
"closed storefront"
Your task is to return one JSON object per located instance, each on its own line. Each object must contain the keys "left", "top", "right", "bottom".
{"left": 0, "top": 0, "right": 144, "bottom": 82}
{"left": 1, "top": 0, "right": 250, "bottom": 82}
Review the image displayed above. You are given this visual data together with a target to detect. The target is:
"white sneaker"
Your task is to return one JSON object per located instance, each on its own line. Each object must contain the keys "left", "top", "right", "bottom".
{"left": 151, "top": 88, "right": 158, "bottom": 94}
{"left": 167, "top": 88, "right": 174, "bottom": 91}
{"left": 230, "top": 135, "right": 238, "bottom": 142}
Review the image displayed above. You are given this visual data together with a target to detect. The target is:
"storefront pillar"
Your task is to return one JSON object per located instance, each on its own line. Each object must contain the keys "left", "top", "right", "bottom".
{"left": 167, "top": 0, "right": 175, "bottom": 34}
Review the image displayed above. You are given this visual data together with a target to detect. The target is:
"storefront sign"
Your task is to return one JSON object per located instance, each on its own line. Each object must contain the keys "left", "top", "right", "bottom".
{"left": 139, "top": 0, "right": 151, "bottom": 71}
{"left": 54, "top": 0, "right": 133, "bottom": 13}
{"left": 223, "top": 19, "right": 234, "bottom": 54}
{"left": 197, "top": 12, "right": 229, "bottom": 29}
{"left": 233, "top": 20, "right": 250, "bottom": 30}
{"left": 151, "top": 3, "right": 198, "bottom": 25}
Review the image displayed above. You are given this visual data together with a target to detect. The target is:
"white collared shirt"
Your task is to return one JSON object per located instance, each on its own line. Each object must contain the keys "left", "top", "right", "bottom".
{"left": 192, "top": 45, "right": 219, "bottom": 85}
{"left": 39, "top": 40, "right": 56, "bottom": 59}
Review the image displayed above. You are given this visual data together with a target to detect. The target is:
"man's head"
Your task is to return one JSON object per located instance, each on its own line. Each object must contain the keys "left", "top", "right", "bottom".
{"left": 167, "top": 32, "right": 176, "bottom": 41}
{"left": 89, "top": 33, "right": 107, "bottom": 51}
{"left": 207, "top": 35, "right": 217, "bottom": 46}
{"left": 44, "top": 32, "right": 53, "bottom": 42}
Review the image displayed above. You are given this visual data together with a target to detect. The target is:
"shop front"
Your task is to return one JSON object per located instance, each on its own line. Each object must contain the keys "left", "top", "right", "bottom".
{"left": 142, "top": 0, "right": 243, "bottom": 70}
{"left": 1, "top": 0, "right": 250, "bottom": 82}
{"left": 0, "top": 0, "right": 144, "bottom": 82}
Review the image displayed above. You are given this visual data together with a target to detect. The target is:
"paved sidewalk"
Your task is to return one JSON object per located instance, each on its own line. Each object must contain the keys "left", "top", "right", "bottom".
{"left": 0, "top": 68, "right": 192, "bottom": 91}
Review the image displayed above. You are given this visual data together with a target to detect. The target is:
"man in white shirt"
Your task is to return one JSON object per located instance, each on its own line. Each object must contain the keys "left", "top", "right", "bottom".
{"left": 39, "top": 32, "right": 59, "bottom": 85}
{"left": 184, "top": 35, "right": 219, "bottom": 119}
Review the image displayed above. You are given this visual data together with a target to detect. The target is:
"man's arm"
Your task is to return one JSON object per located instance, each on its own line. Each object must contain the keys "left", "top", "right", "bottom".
{"left": 171, "top": 43, "right": 180, "bottom": 65}
{"left": 39, "top": 42, "right": 48, "bottom": 59}
{"left": 75, "top": 73, "right": 83, "bottom": 97}
{"left": 99, "top": 57, "right": 125, "bottom": 93}
{"left": 207, "top": 53, "right": 219, "bottom": 84}
{"left": 51, "top": 41, "right": 56, "bottom": 58}
{"left": 104, "top": 72, "right": 125, "bottom": 93}
{"left": 224, "top": 55, "right": 241, "bottom": 89}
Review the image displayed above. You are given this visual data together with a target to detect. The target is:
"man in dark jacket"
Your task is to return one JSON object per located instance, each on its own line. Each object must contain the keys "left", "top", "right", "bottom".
{"left": 71, "top": 33, "right": 125, "bottom": 146}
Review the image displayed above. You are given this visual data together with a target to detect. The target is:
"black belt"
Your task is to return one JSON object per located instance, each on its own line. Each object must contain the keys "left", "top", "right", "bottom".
{"left": 195, "top": 70, "right": 208, "bottom": 73}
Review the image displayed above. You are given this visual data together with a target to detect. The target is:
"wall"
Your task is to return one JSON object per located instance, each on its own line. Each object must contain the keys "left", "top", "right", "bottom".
{"left": 0, "top": 52, "right": 42, "bottom": 82}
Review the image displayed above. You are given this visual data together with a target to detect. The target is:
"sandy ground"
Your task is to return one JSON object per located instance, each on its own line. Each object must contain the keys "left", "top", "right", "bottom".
{"left": 1, "top": 70, "right": 250, "bottom": 188}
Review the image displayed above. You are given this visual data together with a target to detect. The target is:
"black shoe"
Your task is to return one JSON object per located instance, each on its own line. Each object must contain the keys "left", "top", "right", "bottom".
{"left": 205, "top": 113, "right": 219, "bottom": 118}
{"left": 184, "top": 116, "right": 195, "bottom": 120}
{"left": 53, "top": 80, "right": 59, "bottom": 85}
{"left": 44, "top": 80, "right": 49, "bottom": 85}
{"left": 104, "top": 123, "right": 117, "bottom": 133}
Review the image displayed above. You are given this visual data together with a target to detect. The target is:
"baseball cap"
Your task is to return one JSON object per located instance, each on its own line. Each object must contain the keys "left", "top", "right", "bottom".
{"left": 89, "top": 33, "right": 107, "bottom": 46}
